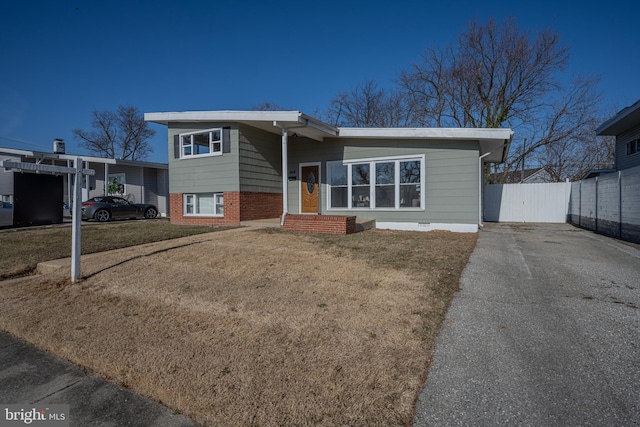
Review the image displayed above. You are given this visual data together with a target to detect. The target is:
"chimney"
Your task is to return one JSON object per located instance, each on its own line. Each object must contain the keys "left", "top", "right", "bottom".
{"left": 53, "top": 138, "right": 65, "bottom": 154}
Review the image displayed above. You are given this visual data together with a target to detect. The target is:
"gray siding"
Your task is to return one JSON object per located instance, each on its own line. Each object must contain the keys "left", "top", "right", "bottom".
{"left": 0, "top": 156, "right": 18, "bottom": 197}
{"left": 287, "top": 137, "right": 480, "bottom": 224}
{"left": 238, "top": 123, "right": 282, "bottom": 193}
{"left": 143, "top": 168, "right": 159, "bottom": 207}
{"left": 86, "top": 163, "right": 145, "bottom": 203}
{"left": 168, "top": 123, "right": 240, "bottom": 194}
{"left": 616, "top": 124, "right": 640, "bottom": 171}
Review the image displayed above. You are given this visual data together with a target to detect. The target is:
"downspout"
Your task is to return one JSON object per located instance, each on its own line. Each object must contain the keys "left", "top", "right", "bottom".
{"left": 280, "top": 127, "right": 288, "bottom": 226}
{"left": 478, "top": 142, "right": 509, "bottom": 228}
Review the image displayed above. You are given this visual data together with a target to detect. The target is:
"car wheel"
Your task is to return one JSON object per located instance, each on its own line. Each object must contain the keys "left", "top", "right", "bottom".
{"left": 144, "top": 207, "right": 157, "bottom": 219}
{"left": 94, "top": 209, "right": 111, "bottom": 222}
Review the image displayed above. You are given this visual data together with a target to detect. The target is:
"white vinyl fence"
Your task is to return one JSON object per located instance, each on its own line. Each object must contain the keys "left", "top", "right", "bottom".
{"left": 484, "top": 182, "right": 572, "bottom": 223}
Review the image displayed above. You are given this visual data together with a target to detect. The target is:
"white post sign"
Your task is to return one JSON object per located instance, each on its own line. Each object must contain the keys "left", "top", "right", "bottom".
{"left": 2, "top": 157, "right": 95, "bottom": 282}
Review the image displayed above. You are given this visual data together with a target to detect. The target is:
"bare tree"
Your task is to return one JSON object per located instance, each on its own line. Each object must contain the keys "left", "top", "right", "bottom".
{"left": 397, "top": 17, "right": 603, "bottom": 181}
{"left": 73, "top": 105, "right": 154, "bottom": 161}
{"left": 325, "top": 80, "right": 413, "bottom": 127}
{"left": 251, "top": 102, "right": 288, "bottom": 111}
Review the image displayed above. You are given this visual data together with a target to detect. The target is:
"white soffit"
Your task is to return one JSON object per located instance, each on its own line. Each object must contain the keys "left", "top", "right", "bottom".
{"left": 338, "top": 127, "right": 513, "bottom": 140}
{"left": 144, "top": 111, "right": 338, "bottom": 141}
{"left": 339, "top": 127, "right": 513, "bottom": 162}
{"left": 144, "top": 111, "right": 513, "bottom": 160}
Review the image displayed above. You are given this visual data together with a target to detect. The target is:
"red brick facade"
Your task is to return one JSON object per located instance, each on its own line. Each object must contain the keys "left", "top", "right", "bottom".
{"left": 282, "top": 214, "right": 357, "bottom": 234}
{"left": 170, "top": 193, "right": 356, "bottom": 234}
{"left": 240, "top": 192, "right": 283, "bottom": 221}
{"left": 169, "top": 191, "right": 281, "bottom": 226}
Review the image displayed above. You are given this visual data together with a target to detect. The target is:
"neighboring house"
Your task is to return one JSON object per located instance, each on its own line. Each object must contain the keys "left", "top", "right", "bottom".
{"left": 0, "top": 147, "right": 170, "bottom": 217}
{"left": 146, "top": 111, "right": 513, "bottom": 233}
{"left": 489, "top": 167, "right": 553, "bottom": 184}
{"left": 596, "top": 98, "right": 640, "bottom": 171}
{"left": 568, "top": 99, "right": 640, "bottom": 243}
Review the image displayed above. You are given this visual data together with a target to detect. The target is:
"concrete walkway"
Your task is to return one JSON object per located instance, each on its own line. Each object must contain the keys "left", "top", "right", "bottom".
{"left": 414, "top": 223, "right": 640, "bottom": 426}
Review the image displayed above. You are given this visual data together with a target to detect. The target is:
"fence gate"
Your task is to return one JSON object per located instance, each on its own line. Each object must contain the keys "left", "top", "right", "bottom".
{"left": 484, "top": 182, "right": 572, "bottom": 223}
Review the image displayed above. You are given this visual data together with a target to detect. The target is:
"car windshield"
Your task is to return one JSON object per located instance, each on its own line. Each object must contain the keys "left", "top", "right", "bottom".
{"left": 112, "top": 197, "right": 129, "bottom": 204}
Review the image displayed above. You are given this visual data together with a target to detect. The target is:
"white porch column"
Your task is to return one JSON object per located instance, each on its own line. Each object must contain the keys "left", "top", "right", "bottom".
{"left": 104, "top": 163, "right": 109, "bottom": 195}
{"left": 281, "top": 127, "right": 288, "bottom": 225}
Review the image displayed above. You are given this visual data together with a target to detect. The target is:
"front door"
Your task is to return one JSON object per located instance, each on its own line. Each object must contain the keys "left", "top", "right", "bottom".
{"left": 301, "top": 165, "right": 319, "bottom": 213}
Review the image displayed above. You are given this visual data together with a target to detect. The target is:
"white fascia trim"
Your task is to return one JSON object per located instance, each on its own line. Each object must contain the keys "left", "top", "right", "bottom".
{"left": 145, "top": 110, "right": 303, "bottom": 123}
{"left": 376, "top": 222, "right": 478, "bottom": 233}
{"left": 338, "top": 127, "right": 513, "bottom": 141}
{"left": 145, "top": 111, "right": 337, "bottom": 134}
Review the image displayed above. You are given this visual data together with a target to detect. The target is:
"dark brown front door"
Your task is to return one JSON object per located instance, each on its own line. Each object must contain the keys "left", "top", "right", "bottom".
{"left": 301, "top": 165, "right": 319, "bottom": 213}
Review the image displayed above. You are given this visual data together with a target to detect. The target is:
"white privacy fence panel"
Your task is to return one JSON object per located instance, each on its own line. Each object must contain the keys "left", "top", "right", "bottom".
{"left": 569, "top": 165, "right": 640, "bottom": 244}
{"left": 484, "top": 182, "right": 572, "bottom": 223}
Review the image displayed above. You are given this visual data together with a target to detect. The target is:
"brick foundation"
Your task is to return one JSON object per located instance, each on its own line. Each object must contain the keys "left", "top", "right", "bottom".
{"left": 240, "top": 192, "right": 283, "bottom": 221}
{"left": 282, "top": 214, "right": 357, "bottom": 234}
{"left": 169, "top": 191, "right": 281, "bottom": 226}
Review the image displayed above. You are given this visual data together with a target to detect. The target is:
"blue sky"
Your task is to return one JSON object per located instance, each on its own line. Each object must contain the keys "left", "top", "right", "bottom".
{"left": 2, "top": 0, "right": 639, "bottom": 163}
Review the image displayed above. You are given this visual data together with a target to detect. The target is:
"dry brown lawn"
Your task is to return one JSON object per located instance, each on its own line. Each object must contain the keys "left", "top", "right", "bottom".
{"left": 0, "top": 227, "right": 476, "bottom": 426}
{"left": 0, "top": 220, "right": 230, "bottom": 280}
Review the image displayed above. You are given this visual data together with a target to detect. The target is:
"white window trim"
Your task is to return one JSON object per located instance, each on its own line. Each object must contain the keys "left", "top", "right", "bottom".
{"left": 179, "top": 128, "right": 223, "bottom": 159}
{"left": 107, "top": 173, "right": 126, "bottom": 196}
{"left": 298, "top": 162, "right": 322, "bottom": 215}
{"left": 183, "top": 193, "right": 224, "bottom": 217}
{"left": 326, "top": 154, "right": 425, "bottom": 211}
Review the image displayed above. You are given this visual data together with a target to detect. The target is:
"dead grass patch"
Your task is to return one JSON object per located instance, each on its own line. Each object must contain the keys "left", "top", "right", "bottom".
{"left": 0, "top": 220, "right": 230, "bottom": 280}
{"left": 0, "top": 228, "right": 476, "bottom": 426}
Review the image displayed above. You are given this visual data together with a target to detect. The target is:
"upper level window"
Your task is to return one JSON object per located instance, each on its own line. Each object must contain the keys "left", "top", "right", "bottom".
{"left": 327, "top": 155, "right": 424, "bottom": 210}
{"left": 627, "top": 139, "right": 639, "bottom": 156}
{"left": 180, "top": 128, "right": 222, "bottom": 158}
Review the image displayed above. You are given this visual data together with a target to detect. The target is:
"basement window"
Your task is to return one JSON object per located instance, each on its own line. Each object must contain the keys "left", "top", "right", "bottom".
{"left": 184, "top": 193, "right": 223, "bottom": 216}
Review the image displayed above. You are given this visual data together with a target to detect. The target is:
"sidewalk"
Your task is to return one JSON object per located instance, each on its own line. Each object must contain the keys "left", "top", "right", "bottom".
{"left": 0, "top": 331, "right": 200, "bottom": 426}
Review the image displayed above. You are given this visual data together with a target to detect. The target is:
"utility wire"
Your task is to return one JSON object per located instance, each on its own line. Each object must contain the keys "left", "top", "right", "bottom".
{"left": 0, "top": 135, "right": 51, "bottom": 150}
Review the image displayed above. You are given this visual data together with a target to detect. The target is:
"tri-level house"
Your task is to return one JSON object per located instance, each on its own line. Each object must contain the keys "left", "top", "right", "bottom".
{"left": 145, "top": 110, "right": 513, "bottom": 234}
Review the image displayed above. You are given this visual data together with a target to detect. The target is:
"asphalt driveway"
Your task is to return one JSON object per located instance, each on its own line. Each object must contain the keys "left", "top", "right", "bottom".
{"left": 414, "top": 223, "right": 639, "bottom": 426}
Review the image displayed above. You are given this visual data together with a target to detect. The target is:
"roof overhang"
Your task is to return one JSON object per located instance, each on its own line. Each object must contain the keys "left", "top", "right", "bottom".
{"left": 596, "top": 99, "right": 640, "bottom": 136}
{"left": 144, "top": 110, "right": 339, "bottom": 142}
{"left": 0, "top": 147, "right": 167, "bottom": 169}
{"left": 145, "top": 111, "right": 513, "bottom": 162}
{"left": 338, "top": 127, "right": 513, "bottom": 163}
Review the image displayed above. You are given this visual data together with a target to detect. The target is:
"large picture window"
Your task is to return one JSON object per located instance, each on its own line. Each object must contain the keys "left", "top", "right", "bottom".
{"left": 329, "top": 164, "right": 348, "bottom": 208}
{"left": 184, "top": 193, "right": 224, "bottom": 216}
{"left": 327, "top": 156, "right": 424, "bottom": 210}
{"left": 180, "top": 128, "right": 222, "bottom": 158}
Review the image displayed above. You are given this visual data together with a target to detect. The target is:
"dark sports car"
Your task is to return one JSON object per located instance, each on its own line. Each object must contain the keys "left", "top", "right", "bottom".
{"left": 81, "top": 196, "right": 158, "bottom": 222}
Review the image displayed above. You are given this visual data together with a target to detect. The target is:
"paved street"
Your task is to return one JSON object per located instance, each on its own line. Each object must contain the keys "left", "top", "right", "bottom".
{"left": 414, "top": 223, "right": 640, "bottom": 426}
